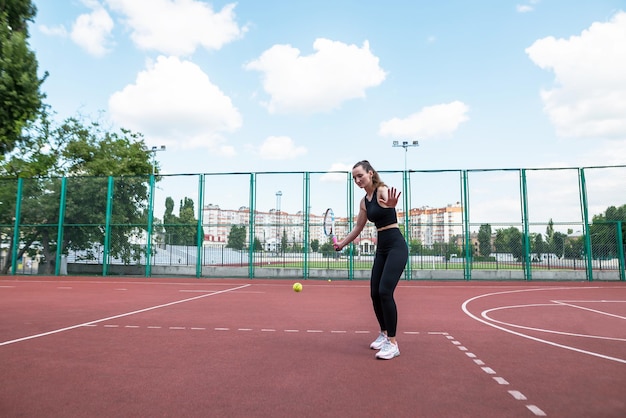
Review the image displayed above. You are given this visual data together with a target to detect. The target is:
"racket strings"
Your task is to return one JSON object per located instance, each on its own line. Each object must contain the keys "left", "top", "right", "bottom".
{"left": 323, "top": 210, "right": 334, "bottom": 236}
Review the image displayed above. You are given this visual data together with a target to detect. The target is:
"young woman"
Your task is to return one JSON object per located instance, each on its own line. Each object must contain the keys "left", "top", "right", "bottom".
{"left": 335, "top": 160, "right": 408, "bottom": 360}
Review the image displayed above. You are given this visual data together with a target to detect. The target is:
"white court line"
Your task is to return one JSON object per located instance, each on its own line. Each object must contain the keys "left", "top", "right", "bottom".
{"left": 481, "top": 304, "right": 626, "bottom": 342}
{"left": 0, "top": 283, "right": 251, "bottom": 347}
{"left": 462, "top": 287, "right": 626, "bottom": 364}
{"left": 552, "top": 300, "right": 626, "bottom": 320}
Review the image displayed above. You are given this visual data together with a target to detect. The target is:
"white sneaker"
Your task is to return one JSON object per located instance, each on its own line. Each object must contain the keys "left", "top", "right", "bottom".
{"left": 375, "top": 339, "right": 400, "bottom": 360}
{"left": 370, "top": 332, "right": 387, "bottom": 350}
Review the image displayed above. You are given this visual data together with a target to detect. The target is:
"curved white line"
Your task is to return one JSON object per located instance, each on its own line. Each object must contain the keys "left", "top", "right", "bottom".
{"left": 481, "top": 305, "right": 626, "bottom": 342}
{"left": 461, "top": 287, "right": 626, "bottom": 364}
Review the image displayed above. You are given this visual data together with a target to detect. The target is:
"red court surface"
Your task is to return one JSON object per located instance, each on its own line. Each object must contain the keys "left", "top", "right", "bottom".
{"left": 1, "top": 277, "right": 624, "bottom": 417}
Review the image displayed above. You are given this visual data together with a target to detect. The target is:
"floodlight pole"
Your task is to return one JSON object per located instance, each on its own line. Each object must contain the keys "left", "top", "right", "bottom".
{"left": 392, "top": 140, "right": 419, "bottom": 281}
{"left": 276, "top": 190, "right": 282, "bottom": 253}
{"left": 392, "top": 140, "right": 419, "bottom": 172}
{"left": 149, "top": 145, "right": 167, "bottom": 175}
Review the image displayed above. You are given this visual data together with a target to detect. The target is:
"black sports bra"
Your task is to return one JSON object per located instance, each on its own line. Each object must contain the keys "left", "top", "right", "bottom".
{"left": 364, "top": 189, "right": 398, "bottom": 229}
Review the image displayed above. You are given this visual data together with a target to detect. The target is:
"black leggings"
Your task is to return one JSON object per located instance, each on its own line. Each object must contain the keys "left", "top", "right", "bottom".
{"left": 370, "top": 228, "right": 408, "bottom": 338}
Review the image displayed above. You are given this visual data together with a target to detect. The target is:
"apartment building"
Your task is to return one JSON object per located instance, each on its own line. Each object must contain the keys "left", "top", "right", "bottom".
{"left": 202, "top": 202, "right": 463, "bottom": 249}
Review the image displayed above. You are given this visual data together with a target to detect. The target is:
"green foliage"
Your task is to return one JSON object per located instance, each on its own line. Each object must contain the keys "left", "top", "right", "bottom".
{"left": 0, "top": 111, "right": 153, "bottom": 273}
{"left": 320, "top": 238, "right": 337, "bottom": 255}
{"left": 226, "top": 225, "right": 246, "bottom": 250}
{"left": 588, "top": 204, "right": 626, "bottom": 259}
{"left": 280, "top": 229, "right": 288, "bottom": 253}
{"left": 477, "top": 224, "right": 492, "bottom": 256}
{"left": 0, "top": 1, "right": 47, "bottom": 155}
{"left": 163, "top": 196, "right": 198, "bottom": 245}
{"left": 409, "top": 239, "right": 422, "bottom": 255}
{"left": 494, "top": 227, "right": 523, "bottom": 260}
{"left": 310, "top": 239, "right": 319, "bottom": 252}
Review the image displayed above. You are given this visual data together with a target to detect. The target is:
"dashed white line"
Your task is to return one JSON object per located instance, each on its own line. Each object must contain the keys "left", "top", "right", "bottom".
{"left": 441, "top": 334, "right": 545, "bottom": 415}
{"left": 509, "top": 390, "right": 527, "bottom": 400}
{"left": 0, "top": 283, "right": 252, "bottom": 347}
{"left": 526, "top": 405, "right": 547, "bottom": 416}
{"left": 493, "top": 377, "right": 509, "bottom": 385}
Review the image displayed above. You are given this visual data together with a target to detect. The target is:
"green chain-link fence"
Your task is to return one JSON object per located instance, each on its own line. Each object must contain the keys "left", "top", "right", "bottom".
{"left": 1, "top": 166, "right": 625, "bottom": 281}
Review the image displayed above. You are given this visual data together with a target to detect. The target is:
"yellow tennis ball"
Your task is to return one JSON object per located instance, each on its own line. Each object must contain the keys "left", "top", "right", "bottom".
{"left": 328, "top": 279, "right": 332, "bottom": 282}
{"left": 293, "top": 282, "right": 302, "bottom": 292}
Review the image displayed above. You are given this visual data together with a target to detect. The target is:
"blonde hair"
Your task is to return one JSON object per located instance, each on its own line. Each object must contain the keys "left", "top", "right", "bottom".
{"left": 353, "top": 160, "right": 386, "bottom": 189}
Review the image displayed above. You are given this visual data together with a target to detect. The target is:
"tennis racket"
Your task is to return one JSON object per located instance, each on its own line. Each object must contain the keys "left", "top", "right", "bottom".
{"left": 323, "top": 208, "right": 338, "bottom": 247}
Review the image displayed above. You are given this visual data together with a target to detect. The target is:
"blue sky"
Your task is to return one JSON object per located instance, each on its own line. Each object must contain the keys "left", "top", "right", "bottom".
{"left": 29, "top": 1, "right": 626, "bottom": 225}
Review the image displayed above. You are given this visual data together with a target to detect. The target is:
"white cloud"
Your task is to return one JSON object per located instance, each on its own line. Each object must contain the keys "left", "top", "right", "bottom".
{"left": 258, "top": 136, "right": 307, "bottom": 160}
{"left": 517, "top": 0, "right": 540, "bottom": 13}
{"left": 70, "top": 3, "right": 115, "bottom": 57}
{"left": 378, "top": 101, "right": 470, "bottom": 139}
{"left": 245, "top": 38, "right": 387, "bottom": 114}
{"left": 108, "top": 55, "right": 242, "bottom": 152}
{"left": 526, "top": 11, "right": 626, "bottom": 140}
{"left": 39, "top": 24, "right": 69, "bottom": 37}
{"left": 320, "top": 163, "right": 352, "bottom": 182}
{"left": 105, "top": 0, "right": 246, "bottom": 56}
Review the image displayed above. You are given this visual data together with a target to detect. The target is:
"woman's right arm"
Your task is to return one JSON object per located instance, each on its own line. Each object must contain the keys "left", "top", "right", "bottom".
{"left": 335, "top": 198, "right": 367, "bottom": 250}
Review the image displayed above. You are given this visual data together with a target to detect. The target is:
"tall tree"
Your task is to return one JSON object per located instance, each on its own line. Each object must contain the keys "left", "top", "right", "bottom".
{"left": 0, "top": 0, "right": 47, "bottom": 155}
{"left": 178, "top": 197, "right": 198, "bottom": 245}
{"left": 477, "top": 224, "right": 492, "bottom": 256}
{"left": 226, "top": 225, "right": 246, "bottom": 250}
{"left": 0, "top": 112, "right": 154, "bottom": 273}
{"left": 494, "top": 227, "right": 523, "bottom": 260}
{"left": 162, "top": 197, "right": 198, "bottom": 245}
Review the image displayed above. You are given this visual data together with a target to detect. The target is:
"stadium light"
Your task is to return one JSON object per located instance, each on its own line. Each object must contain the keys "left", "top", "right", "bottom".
{"left": 147, "top": 145, "right": 166, "bottom": 175}
{"left": 392, "top": 140, "right": 419, "bottom": 172}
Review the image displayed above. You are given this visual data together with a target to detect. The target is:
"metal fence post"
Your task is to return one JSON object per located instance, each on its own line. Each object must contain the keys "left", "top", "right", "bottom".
{"left": 10, "top": 178, "right": 23, "bottom": 275}
{"left": 197, "top": 174, "right": 205, "bottom": 278}
{"left": 616, "top": 221, "right": 625, "bottom": 281}
{"left": 520, "top": 169, "right": 532, "bottom": 281}
{"left": 54, "top": 177, "right": 67, "bottom": 276}
{"left": 248, "top": 173, "right": 256, "bottom": 279}
{"left": 102, "top": 176, "right": 114, "bottom": 276}
{"left": 460, "top": 170, "right": 471, "bottom": 280}
{"left": 579, "top": 168, "right": 593, "bottom": 281}
{"left": 347, "top": 171, "right": 354, "bottom": 280}
{"left": 303, "top": 172, "right": 310, "bottom": 280}
{"left": 403, "top": 169, "right": 412, "bottom": 280}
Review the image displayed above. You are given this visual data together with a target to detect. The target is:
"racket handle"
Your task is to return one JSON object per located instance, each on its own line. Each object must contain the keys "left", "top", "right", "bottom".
{"left": 332, "top": 236, "right": 337, "bottom": 245}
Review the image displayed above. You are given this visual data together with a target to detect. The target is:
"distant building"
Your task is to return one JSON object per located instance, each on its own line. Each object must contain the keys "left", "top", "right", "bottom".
{"left": 201, "top": 202, "right": 464, "bottom": 250}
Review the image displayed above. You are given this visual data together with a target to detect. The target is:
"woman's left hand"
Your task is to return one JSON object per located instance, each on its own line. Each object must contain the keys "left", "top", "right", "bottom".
{"left": 381, "top": 187, "right": 401, "bottom": 207}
